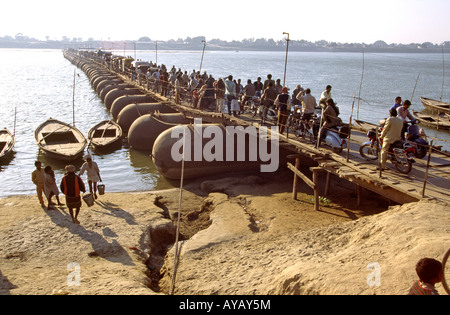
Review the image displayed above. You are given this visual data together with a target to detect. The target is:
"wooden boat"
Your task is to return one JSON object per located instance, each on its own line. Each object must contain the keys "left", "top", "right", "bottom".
{"left": 352, "top": 119, "right": 378, "bottom": 132}
{"left": 35, "top": 118, "right": 87, "bottom": 161}
{"left": 420, "top": 97, "right": 450, "bottom": 115}
{"left": 413, "top": 111, "right": 450, "bottom": 130}
{"left": 0, "top": 128, "right": 15, "bottom": 160}
{"left": 88, "top": 120, "right": 122, "bottom": 149}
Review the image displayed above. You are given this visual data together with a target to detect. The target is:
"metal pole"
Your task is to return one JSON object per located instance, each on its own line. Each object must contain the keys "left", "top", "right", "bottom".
{"left": 441, "top": 45, "right": 445, "bottom": 101}
{"left": 283, "top": 32, "right": 290, "bottom": 87}
{"left": 199, "top": 40, "right": 206, "bottom": 74}
{"left": 72, "top": 68, "right": 76, "bottom": 126}
{"left": 411, "top": 73, "right": 420, "bottom": 102}
{"left": 357, "top": 46, "right": 365, "bottom": 120}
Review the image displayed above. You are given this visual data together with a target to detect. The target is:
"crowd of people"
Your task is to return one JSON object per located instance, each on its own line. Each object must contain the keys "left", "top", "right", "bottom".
{"left": 128, "top": 60, "right": 343, "bottom": 142}
{"left": 31, "top": 155, "right": 101, "bottom": 224}
{"left": 116, "top": 55, "right": 427, "bottom": 160}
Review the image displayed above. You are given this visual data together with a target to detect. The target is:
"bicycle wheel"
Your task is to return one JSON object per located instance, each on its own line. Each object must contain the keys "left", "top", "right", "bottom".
{"left": 442, "top": 247, "right": 450, "bottom": 295}
{"left": 306, "top": 129, "right": 315, "bottom": 143}
{"left": 359, "top": 144, "right": 378, "bottom": 161}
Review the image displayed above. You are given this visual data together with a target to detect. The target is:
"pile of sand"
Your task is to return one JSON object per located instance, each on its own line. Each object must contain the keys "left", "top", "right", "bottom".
{"left": 0, "top": 172, "right": 448, "bottom": 295}
{"left": 161, "top": 193, "right": 449, "bottom": 295}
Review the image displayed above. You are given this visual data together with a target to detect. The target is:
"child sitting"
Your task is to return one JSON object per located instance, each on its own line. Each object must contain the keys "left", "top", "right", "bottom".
{"left": 408, "top": 258, "right": 443, "bottom": 295}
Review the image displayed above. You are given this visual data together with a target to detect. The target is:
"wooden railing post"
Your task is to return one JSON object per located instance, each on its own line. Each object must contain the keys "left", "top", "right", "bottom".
{"left": 422, "top": 140, "right": 434, "bottom": 198}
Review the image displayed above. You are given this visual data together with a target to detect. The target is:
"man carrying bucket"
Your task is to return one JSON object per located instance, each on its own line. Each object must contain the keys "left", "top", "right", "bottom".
{"left": 79, "top": 154, "right": 102, "bottom": 200}
{"left": 60, "top": 165, "right": 86, "bottom": 224}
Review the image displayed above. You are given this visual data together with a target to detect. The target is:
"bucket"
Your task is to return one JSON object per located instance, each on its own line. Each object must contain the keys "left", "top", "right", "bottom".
{"left": 98, "top": 183, "right": 105, "bottom": 195}
{"left": 83, "top": 193, "right": 94, "bottom": 207}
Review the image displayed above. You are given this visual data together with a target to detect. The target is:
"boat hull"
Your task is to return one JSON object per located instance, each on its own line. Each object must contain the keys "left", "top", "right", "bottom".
{"left": 0, "top": 128, "right": 15, "bottom": 160}
{"left": 420, "top": 97, "right": 450, "bottom": 115}
{"left": 35, "top": 119, "right": 87, "bottom": 161}
{"left": 88, "top": 120, "right": 123, "bottom": 150}
{"left": 413, "top": 111, "right": 450, "bottom": 130}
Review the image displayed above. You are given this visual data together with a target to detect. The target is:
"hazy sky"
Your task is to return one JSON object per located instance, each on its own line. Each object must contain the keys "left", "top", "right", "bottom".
{"left": 2, "top": 0, "right": 449, "bottom": 44}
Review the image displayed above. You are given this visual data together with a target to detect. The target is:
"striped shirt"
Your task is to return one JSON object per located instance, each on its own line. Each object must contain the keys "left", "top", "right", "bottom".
{"left": 408, "top": 280, "right": 439, "bottom": 295}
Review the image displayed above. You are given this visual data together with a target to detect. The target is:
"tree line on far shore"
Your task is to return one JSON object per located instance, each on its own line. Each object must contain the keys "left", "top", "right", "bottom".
{"left": 2, "top": 33, "right": 450, "bottom": 53}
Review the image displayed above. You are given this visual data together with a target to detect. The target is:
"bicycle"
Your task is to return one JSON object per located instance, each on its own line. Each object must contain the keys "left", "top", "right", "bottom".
{"left": 443, "top": 247, "right": 450, "bottom": 295}
{"left": 288, "top": 113, "right": 318, "bottom": 144}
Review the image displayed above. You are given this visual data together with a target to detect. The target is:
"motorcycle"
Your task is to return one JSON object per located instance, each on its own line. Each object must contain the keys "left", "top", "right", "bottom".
{"left": 406, "top": 119, "right": 428, "bottom": 159}
{"left": 359, "top": 128, "right": 414, "bottom": 174}
{"left": 254, "top": 104, "right": 277, "bottom": 124}
{"left": 248, "top": 95, "right": 261, "bottom": 117}
{"left": 322, "top": 125, "right": 348, "bottom": 153}
{"left": 286, "top": 105, "right": 302, "bottom": 133}
{"left": 315, "top": 112, "right": 348, "bottom": 153}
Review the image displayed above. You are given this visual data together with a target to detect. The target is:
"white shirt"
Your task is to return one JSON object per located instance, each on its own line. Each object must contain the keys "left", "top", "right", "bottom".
{"left": 296, "top": 93, "right": 317, "bottom": 114}
{"left": 79, "top": 161, "right": 100, "bottom": 182}
{"left": 320, "top": 90, "right": 332, "bottom": 101}
{"left": 224, "top": 79, "right": 236, "bottom": 96}
{"left": 397, "top": 106, "right": 415, "bottom": 121}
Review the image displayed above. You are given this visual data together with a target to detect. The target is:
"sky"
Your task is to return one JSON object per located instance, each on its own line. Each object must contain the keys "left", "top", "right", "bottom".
{"left": 2, "top": 0, "right": 449, "bottom": 44}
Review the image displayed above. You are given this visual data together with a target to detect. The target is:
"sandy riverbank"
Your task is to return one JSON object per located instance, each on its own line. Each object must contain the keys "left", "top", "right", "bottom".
{"left": 0, "top": 169, "right": 448, "bottom": 295}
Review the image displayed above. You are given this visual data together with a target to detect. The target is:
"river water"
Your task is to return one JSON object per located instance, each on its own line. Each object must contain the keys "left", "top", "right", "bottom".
{"left": 0, "top": 48, "right": 449, "bottom": 198}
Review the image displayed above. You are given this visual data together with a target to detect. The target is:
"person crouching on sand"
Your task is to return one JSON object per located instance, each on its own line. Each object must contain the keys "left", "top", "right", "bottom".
{"left": 60, "top": 165, "right": 86, "bottom": 224}
{"left": 79, "top": 154, "right": 102, "bottom": 200}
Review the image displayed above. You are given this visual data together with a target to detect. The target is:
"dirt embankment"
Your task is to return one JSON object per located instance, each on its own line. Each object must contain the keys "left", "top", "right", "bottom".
{"left": 1, "top": 170, "right": 448, "bottom": 295}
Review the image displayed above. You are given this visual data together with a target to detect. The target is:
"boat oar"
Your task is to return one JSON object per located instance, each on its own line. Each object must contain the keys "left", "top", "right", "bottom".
{"left": 411, "top": 73, "right": 420, "bottom": 103}
{"left": 99, "top": 120, "right": 113, "bottom": 140}
{"left": 13, "top": 107, "right": 17, "bottom": 137}
{"left": 38, "top": 124, "right": 68, "bottom": 144}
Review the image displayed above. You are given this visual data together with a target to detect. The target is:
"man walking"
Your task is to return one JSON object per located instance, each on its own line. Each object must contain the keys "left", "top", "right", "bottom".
{"left": 31, "top": 160, "right": 45, "bottom": 207}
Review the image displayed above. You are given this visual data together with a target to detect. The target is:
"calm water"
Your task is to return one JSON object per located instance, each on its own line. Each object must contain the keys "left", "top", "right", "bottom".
{"left": 1, "top": 49, "right": 449, "bottom": 198}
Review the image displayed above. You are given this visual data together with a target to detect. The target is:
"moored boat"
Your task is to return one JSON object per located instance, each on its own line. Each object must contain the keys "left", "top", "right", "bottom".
{"left": 420, "top": 97, "right": 450, "bottom": 115}
{"left": 0, "top": 128, "right": 15, "bottom": 160}
{"left": 87, "top": 120, "right": 122, "bottom": 149}
{"left": 413, "top": 111, "right": 450, "bottom": 130}
{"left": 35, "top": 118, "right": 87, "bottom": 161}
{"left": 352, "top": 119, "right": 378, "bottom": 132}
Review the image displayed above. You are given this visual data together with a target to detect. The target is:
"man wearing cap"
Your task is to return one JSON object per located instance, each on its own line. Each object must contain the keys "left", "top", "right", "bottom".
{"left": 60, "top": 165, "right": 86, "bottom": 224}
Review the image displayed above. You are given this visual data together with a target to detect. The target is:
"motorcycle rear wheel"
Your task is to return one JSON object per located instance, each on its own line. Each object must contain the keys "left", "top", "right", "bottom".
{"left": 415, "top": 145, "right": 427, "bottom": 159}
{"left": 393, "top": 159, "right": 413, "bottom": 174}
{"left": 359, "top": 144, "right": 378, "bottom": 161}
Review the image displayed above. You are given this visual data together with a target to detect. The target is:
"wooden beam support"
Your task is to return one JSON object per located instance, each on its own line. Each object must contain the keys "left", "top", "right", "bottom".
{"left": 356, "top": 184, "right": 362, "bottom": 206}
{"left": 325, "top": 172, "right": 331, "bottom": 196}
{"left": 312, "top": 168, "right": 320, "bottom": 211}
{"left": 288, "top": 158, "right": 301, "bottom": 200}
{"left": 288, "top": 162, "right": 315, "bottom": 190}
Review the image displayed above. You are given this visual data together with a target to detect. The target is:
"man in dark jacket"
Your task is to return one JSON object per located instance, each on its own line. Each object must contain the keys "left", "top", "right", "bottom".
{"left": 60, "top": 165, "right": 86, "bottom": 224}
{"left": 261, "top": 81, "right": 278, "bottom": 124}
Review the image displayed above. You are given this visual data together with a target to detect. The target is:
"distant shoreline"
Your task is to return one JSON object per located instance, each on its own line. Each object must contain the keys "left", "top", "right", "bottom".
{"left": 1, "top": 42, "right": 449, "bottom": 54}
